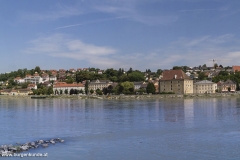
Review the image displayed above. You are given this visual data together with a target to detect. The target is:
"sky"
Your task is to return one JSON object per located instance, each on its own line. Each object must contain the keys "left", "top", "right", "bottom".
{"left": 1, "top": 0, "right": 240, "bottom": 73}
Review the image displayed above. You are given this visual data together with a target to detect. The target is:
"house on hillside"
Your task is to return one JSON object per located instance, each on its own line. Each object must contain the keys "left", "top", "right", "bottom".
{"left": 28, "top": 84, "right": 37, "bottom": 90}
{"left": 14, "top": 77, "right": 25, "bottom": 84}
{"left": 159, "top": 70, "right": 193, "bottom": 94}
{"left": 24, "top": 75, "right": 43, "bottom": 84}
{"left": 217, "top": 80, "right": 236, "bottom": 92}
{"left": 232, "top": 66, "right": 240, "bottom": 72}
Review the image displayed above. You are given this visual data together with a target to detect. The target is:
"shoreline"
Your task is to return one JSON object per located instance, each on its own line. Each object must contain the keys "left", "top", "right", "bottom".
{"left": 1, "top": 93, "right": 240, "bottom": 100}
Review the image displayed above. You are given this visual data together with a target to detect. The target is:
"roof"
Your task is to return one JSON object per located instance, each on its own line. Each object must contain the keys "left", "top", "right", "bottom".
{"left": 161, "top": 70, "right": 191, "bottom": 80}
{"left": 133, "top": 82, "right": 143, "bottom": 85}
{"left": 194, "top": 80, "right": 216, "bottom": 84}
{"left": 223, "top": 79, "right": 236, "bottom": 85}
{"left": 232, "top": 66, "right": 240, "bottom": 72}
{"left": 14, "top": 77, "right": 23, "bottom": 80}
{"left": 28, "top": 84, "right": 36, "bottom": 87}
{"left": 89, "top": 79, "right": 110, "bottom": 84}
{"left": 53, "top": 82, "right": 84, "bottom": 88}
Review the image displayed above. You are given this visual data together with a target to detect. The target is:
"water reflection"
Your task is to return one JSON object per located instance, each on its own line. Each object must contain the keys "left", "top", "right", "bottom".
{"left": 0, "top": 97, "right": 240, "bottom": 159}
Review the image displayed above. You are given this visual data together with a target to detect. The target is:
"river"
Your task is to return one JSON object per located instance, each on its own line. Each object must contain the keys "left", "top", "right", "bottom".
{"left": 0, "top": 97, "right": 240, "bottom": 160}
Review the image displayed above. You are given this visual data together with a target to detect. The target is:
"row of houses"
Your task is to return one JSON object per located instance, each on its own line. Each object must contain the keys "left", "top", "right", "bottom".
{"left": 14, "top": 73, "right": 57, "bottom": 84}
{"left": 159, "top": 70, "right": 237, "bottom": 94}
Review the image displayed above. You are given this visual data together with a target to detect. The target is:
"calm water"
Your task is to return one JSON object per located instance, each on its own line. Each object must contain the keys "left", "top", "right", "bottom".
{"left": 0, "top": 97, "right": 240, "bottom": 160}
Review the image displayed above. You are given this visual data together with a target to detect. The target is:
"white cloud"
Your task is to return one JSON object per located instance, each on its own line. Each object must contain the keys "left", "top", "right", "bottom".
{"left": 24, "top": 33, "right": 240, "bottom": 71}
{"left": 94, "top": 4, "right": 178, "bottom": 25}
{"left": 24, "top": 34, "right": 118, "bottom": 68}
{"left": 20, "top": 0, "right": 177, "bottom": 26}
{"left": 20, "top": 4, "right": 85, "bottom": 21}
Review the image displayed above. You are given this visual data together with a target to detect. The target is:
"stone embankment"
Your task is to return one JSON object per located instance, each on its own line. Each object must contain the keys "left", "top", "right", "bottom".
{"left": 47, "top": 93, "right": 240, "bottom": 100}
{"left": 0, "top": 138, "right": 64, "bottom": 156}
{"left": 1, "top": 93, "right": 240, "bottom": 100}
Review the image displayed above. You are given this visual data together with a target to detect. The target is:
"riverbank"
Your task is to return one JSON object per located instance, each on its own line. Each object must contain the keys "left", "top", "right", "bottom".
{"left": 1, "top": 93, "right": 240, "bottom": 100}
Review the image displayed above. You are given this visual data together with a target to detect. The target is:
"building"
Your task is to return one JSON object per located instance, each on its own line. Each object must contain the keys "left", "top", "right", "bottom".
{"left": 0, "top": 89, "right": 32, "bottom": 95}
{"left": 159, "top": 70, "right": 193, "bottom": 94}
{"left": 217, "top": 80, "right": 236, "bottom": 92}
{"left": 133, "top": 82, "right": 144, "bottom": 90}
{"left": 232, "top": 66, "right": 240, "bottom": 72}
{"left": 14, "top": 77, "right": 25, "bottom": 84}
{"left": 24, "top": 75, "right": 43, "bottom": 84}
{"left": 53, "top": 82, "right": 85, "bottom": 94}
{"left": 49, "top": 76, "right": 57, "bottom": 81}
{"left": 88, "top": 79, "right": 113, "bottom": 91}
{"left": 28, "top": 84, "right": 37, "bottom": 90}
{"left": 193, "top": 80, "right": 217, "bottom": 94}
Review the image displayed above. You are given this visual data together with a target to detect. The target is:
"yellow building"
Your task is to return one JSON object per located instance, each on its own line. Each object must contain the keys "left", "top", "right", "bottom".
{"left": 159, "top": 70, "right": 193, "bottom": 94}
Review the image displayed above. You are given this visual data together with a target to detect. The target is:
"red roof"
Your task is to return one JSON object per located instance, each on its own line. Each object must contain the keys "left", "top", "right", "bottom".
{"left": 232, "top": 66, "right": 240, "bottom": 72}
{"left": 53, "top": 82, "right": 84, "bottom": 88}
{"left": 161, "top": 70, "right": 190, "bottom": 80}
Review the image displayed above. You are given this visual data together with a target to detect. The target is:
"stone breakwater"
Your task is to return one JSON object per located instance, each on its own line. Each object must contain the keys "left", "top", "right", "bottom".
{"left": 0, "top": 138, "right": 64, "bottom": 156}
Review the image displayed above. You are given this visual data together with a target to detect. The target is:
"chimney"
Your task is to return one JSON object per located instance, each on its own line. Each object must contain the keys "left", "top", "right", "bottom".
{"left": 174, "top": 75, "right": 177, "bottom": 79}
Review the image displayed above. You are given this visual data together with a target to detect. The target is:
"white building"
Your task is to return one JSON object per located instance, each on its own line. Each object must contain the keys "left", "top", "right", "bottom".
{"left": 193, "top": 80, "right": 217, "bottom": 94}
{"left": 49, "top": 76, "right": 57, "bottom": 81}
{"left": 14, "top": 77, "right": 25, "bottom": 84}
{"left": 53, "top": 82, "right": 85, "bottom": 94}
{"left": 24, "top": 75, "right": 43, "bottom": 84}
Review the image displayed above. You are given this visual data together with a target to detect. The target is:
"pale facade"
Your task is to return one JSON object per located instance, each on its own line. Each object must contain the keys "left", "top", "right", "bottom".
{"left": 88, "top": 79, "right": 113, "bottom": 91}
{"left": 193, "top": 80, "right": 217, "bottom": 94}
{"left": 159, "top": 70, "right": 193, "bottom": 94}
{"left": 14, "top": 77, "right": 25, "bottom": 84}
{"left": 24, "top": 75, "right": 43, "bottom": 84}
{"left": 53, "top": 82, "right": 85, "bottom": 94}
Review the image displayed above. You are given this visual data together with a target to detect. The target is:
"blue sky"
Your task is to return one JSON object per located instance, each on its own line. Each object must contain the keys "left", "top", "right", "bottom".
{"left": 1, "top": 0, "right": 240, "bottom": 73}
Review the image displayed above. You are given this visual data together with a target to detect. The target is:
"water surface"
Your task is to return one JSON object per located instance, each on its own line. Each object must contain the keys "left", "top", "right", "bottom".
{"left": 0, "top": 97, "right": 240, "bottom": 160}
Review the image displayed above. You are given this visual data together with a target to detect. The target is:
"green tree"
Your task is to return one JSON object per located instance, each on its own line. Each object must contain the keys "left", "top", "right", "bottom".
{"left": 156, "top": 69, "right": 163, "bottom": 76}
{"left": 118, "top": 75, "right": 129, "bottom": 82}
{"left": 47, "top": 86, "right": 53, "bottom": 95}
{"left": 66, "top": 76, "right": 74, "bottom": 84}
{"left": 119, "top": 81, "right": 134, "bottom": 94}
{"left": 198, "top": 72, "right": 206, "bottom": 80}
{"left": 34, "top": 66, "right": 41, "bottom": 74}
{"left": 90, "top": 89, "right": 94, "bottom": 94}
{"left": 85, "top": 80, "right": 89, "bottom": 94}
{"left": 64, "top": 89, "right": 68, "bottom": 94}
{"left": 128, "top": 71, "right": 144, "bottom": 82}
{"left": 110, "top": 76, "right": 118, "bottom": 82}
{"left": 146, "top": 82, "right": 156, "bottom": 94}
{"left": 96, "top": 88, "right": 102, "bottom": 95}
{"left": 70, "top": 89, "right": 75, "bottom": 95}
{"left": 127, "top": 67, "right": 133, "bottom": 74}
{"left": 21, "top": 83, "right": 29, "bottom": 89}
{"left": 79, "top": 89, "right": 83, "bottom": 94}
{"left": 173, "top": 66, "right": 182, "bottom": 70}
{"left": 60, "top": 89, "right": 63, "bottom": 94}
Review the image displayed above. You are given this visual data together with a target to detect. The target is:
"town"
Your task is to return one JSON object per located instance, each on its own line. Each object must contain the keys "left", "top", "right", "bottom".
{"left": 0, "top": 64, "right": 240, "bottom": 96}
